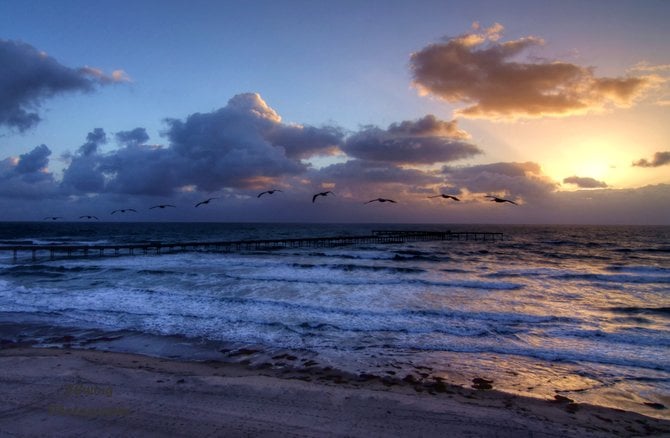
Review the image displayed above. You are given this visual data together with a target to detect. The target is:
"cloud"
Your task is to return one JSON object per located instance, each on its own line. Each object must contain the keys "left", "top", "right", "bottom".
{"left": 562, "top": 175, "right": 608, "bottom": 188}
{"left": 0, "top": 144, "right": 58, "bottom": 198}
{"left": 0, "top": 39, "right": 128, "bottom": 132}
{"left": 410, "top": 24, "right": 659, "bottom": 119}
{"left": 314, "top": 159, "right": 440, "bottom": 187}
{"left": 265, "top": 125, "right": 344, "bottom": 160}
{"left": 98, "top": 143, "right": 179, "bottom": 196}
{"left": 163, "top": 93, "right": 325, "bottom": 192}
{"left": 342, "top": 115, "right": 482, "bottom": 164}
{"left": 15, "top": 144, "right": 51, "bottom": 174}
{"left": 60, "top": 129, "right": 108, "bottom": 193}
{"left": 550, "top": 184, "right": 670, "bottom": 225}
{"left": 442, "top": 162, "right": 558, "bottom": 201}
{"left": 299, "top": 158, "right": 442, "bottom": 206}
{"left": 115, "top": 127, "right": 149, "bottom": 146}
{"left": 632, "top": 151, "right": 670, "bottom": 168}
{"left": 58, "top": 93, "right": 345, "bottom": 197}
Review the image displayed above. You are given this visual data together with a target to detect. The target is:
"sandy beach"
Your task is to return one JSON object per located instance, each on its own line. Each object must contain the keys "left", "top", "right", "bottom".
{"left": 1, "top": 346, "right": 668, "bottom": 437}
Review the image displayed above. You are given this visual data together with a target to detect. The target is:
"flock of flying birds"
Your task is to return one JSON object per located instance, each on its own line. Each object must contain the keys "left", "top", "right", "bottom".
{"left": 42, "top": 190, "right": 517, "bottom": 220}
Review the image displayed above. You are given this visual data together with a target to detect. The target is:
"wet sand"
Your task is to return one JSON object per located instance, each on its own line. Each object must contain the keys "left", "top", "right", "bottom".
{"left": 1, "top": 347, "right": 669, "bottom": 437}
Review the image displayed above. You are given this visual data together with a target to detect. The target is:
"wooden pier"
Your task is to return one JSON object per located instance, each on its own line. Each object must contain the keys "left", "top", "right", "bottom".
{"left": 2, "top": 230, "right": 503, "bottom": 262}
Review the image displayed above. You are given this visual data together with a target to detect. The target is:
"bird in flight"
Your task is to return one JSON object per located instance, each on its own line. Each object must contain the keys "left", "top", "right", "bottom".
{"left": 365, "top": 198, "right": 397, "bottom": 204}
{"left": 43, "top": 216, "right": 62, "bottom": 221}
{"left": 257, "top": 189, "right": 282, "bottom": 198}
{"left": 79, "top": 215, "right": 99, "bottom": 220}
{"left": 428, "top": 194, "right": 460, "bottom": 201}
{"left": 195, "top": 197, "right": 218, "bottom": 207}
{"left": 312, "top": 191, "right": 334, "bottom": 203}
{"left": 149, "top": 204, "right": 176, "bottom": 209}
{"left": 111, "top": 208, "right": 137, "bottom": 214}
{"left": 485, "top": 195, "right": 518, "bottom": 205}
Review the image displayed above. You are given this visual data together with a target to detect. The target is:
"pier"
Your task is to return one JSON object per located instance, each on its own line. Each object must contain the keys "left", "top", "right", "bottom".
{"left": 2, "top": 230, "right": 503, "bottom": 262}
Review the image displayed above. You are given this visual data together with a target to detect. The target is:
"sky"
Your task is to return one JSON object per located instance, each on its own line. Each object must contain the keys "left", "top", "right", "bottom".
{"left": 1, "top": 0, "right": 669, "bottom": 224}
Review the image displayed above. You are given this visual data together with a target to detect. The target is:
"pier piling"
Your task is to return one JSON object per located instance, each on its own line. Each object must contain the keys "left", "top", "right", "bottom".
{"left": 2, "top": 230, "right": 503, "bottom": 262}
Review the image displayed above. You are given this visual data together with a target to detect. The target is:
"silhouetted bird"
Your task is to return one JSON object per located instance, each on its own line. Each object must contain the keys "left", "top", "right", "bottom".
{"left": 257, "top": 189, "right": 282, "bottom": 198}
{"left": 111, "top": 208, "right": 137, "bottom": 214}
{"left": 79, "top": 215, "right": 99, "bottom": 220}
{"left": 485, "top": 195, "right": 517, "bottom": 205}
{"left": 312, "top": 191, "right": 334, "bottom": 203}
{"left": 195, "top": 197, "right": 218, "bottom": 207}
{"left": 149, "top": 204, "right": 176, "bottom": 209}
{"left": 43, "top": 216, "right": 62, "bottom": 221}
{"left": 365, "top": 198, "right": 397, "bottom": 204}
{"left": 428, "top": 194, "right": 460, "bottom": 201}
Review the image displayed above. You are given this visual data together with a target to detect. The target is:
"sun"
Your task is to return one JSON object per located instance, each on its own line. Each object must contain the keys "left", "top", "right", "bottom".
{"left": 573, "top": 160, "right": 609, "bottom": 181}
{"left": 541, "top": 135, "right": 639, "bottom": 189}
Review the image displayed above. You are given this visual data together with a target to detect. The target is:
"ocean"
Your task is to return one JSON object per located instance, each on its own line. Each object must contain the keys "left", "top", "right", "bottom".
{"left": 1, "top": 222, "right": 668, "bottom": 418}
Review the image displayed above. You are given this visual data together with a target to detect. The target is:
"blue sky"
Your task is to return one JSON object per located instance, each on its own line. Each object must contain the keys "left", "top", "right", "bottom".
{"left": 1, "top": 0, "right": 669, "bottom": 223}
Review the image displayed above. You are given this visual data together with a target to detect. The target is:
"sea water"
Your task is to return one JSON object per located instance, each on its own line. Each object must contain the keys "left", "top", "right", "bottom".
{"left": 1, "top": 222, "right": 668, "bottom": 418}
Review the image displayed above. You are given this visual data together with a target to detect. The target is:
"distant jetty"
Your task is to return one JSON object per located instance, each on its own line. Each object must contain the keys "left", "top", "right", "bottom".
{"left": 2, "top": 230, "right": 503, "bottom": 262}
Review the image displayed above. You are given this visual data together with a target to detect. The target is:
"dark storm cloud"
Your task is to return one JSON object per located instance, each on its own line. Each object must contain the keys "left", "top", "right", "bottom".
{"left": 0, "top": 39, "right": 129, "bottom": 132}
{"left": 342, "top": 115, "right": 481, "bottom": 164}
{"left": 15, "top": 144, "right": 50, "bottom": 174}
{"left": 60, "top": 129, "right": 108, "bottom": 193}
{"left": 115, "top": 128, "right": 149, "bottom": 146}
{"left": 98, "top": 144, "right": 179, "bottom": 196}
{"left": 315, "top": 159, "right": 440, "bottom": 186}
{"left": 410, "top": 24, "right": 657, "bottom": 119}
{"left": 632, "top": 151, "right": 670, "bottom": 168}
{"left": 163, "top": 93, "right": 312, "bottom": 192}
{"left": 57, "top": 93, "right": 344, "bottom": 197}
{"left": 265, "top": 124, "right": 343, "bottom": 160}
{"left": 0, "top": 144, "right": 58, "bottom": 198}
{"left": 563, "top": 175, "right": 608, "bottom": 188}
{"left": 442, "top": 161, "right": 558, "bottom": 200}
{"left": 61, "top": 127, "right": 176, "bottom": 196}
{"left": 77, "top": 128, "right": 107, "bottom": 156}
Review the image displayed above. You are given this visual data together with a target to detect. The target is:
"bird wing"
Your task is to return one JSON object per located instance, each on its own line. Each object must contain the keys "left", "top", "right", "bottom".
{"left": 257, "top": 192, "right": 267, "bottom": 198}
{"left": 129, "top": 209, "right": 137, "bottom": 212}
{"left": 312, "top": 194, "right": 318, "bottom": 203}
{"left": 195, "top": 201, "right": 204, "bottom": 207}
{"left": 389, "top": 199, "right": 397, "bottom": 203}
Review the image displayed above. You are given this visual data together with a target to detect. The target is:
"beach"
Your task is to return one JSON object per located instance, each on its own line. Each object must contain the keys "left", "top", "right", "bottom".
{"left": 2, "top": 346, "right": 669, "bottom": 437}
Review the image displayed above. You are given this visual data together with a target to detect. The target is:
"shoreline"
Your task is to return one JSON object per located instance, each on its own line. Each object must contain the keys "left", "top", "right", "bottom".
{"left": 1, "top": 346, "right": 669, "bottom": 437}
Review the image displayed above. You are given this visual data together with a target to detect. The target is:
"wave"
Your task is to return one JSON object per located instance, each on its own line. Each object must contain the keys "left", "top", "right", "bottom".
{"left": 290, "top": 263, "right": 425, "bottom": 274}
{"left": 605, "top": 265, "right": 670, "bottom": 275}
{"left": 554, "top": 272, "right": 670, "bottom": 284}
{"left": 387, "top": 340, "right": 670, "bottom": 372}
{"left": 547, "top": 327, "right": 670, "bottom": 347}
{"left": 221, "top": 272, "right": 523, "bottom": 290}
{"left": 614, "top": 246, "right": 670, "bottom": 254}
{"left": 609, "top": 306, "right": 670, "bottom": 317}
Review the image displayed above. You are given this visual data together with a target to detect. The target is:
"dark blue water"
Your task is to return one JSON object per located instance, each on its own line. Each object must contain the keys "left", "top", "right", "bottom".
{"left": 1, "top": 223, "right": 669, "bottom": 417}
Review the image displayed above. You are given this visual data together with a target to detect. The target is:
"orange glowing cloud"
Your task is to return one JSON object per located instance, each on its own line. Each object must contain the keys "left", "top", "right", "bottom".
{"left": 410, "top": 24, "right": 659, "bottom": 119}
